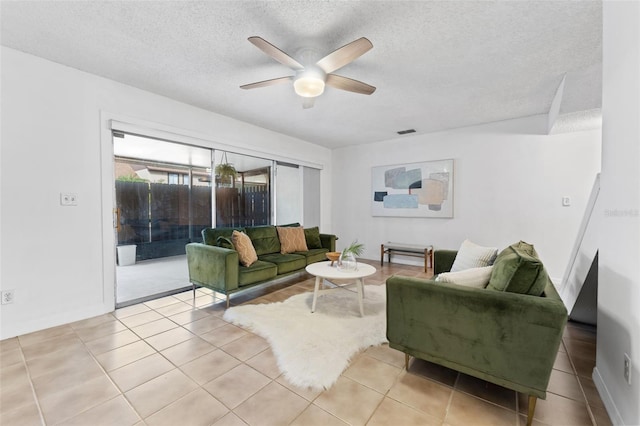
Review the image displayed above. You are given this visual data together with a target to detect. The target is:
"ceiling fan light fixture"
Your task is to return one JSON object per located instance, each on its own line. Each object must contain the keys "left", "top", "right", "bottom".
{"left": 243, "top": 36, "right": 375, "bottom": 105}
{"left": 294, "top": 76, "right": 325, "bottom": 98}
{"left": 294, "top": 68, "right": 326, "bottom": 98}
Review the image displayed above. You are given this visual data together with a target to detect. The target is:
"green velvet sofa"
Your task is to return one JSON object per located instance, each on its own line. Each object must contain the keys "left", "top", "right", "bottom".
{"left": 186, "top": 224, "right": 337, "bottom": 307}
{"left": 386, "top": 246, "right": 568, "bottom": 426}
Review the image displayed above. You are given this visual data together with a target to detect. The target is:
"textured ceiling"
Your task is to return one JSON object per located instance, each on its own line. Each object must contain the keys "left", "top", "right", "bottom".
{"left": 0, "top": 1, "right": 602, "bottom": 148}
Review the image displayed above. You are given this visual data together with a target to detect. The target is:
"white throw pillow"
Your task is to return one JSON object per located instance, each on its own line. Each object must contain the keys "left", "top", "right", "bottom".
{"left": 436, "top": 266, "right": 494, "bottom": 288}
{"left": 450, "top": 239, "right": 498, "bottom": 272}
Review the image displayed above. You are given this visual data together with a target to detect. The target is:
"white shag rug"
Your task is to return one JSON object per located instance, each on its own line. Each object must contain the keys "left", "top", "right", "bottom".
{"left": 223, "top": 284, "right": 387, "bottom": 390}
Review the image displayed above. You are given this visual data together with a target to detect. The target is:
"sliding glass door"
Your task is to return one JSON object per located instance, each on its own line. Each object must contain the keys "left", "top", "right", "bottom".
{"left": 113, "top": 133, "right": 212, "bottom": 306}
{"left": 112, "top": 130, "right": 319, "bottom": 306}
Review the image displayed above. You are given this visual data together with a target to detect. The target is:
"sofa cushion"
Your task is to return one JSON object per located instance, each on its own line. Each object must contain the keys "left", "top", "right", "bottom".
{"left": 238, "top": 260, "right": 278, "bottom": 286}
{"left": 303, "top": 227, "right": 323, "bottom": 249}
{"left": 232, "top": 230, "right": 258, "bottom": 267}
{"left": 450, "top": 240, "right": 498, "bottom": 272}
{"left": 258, "top": 253, "right": 307, "bottom": 275}
{"left": 295, "top": 248, "right": 329, "bottom": 265}
{"left": 487, "top": 241, "right": 548, "bottom": 296}
{"left": 276, "top": 226, "right": 309, "bottom": 254}
{"left": 436, "top": 265, "right": 494, "bottom": 288}
{"left": 245, "top": 225, "right": 281, "bottom": 256}
{"left": 202, "top": 227, "right": 245, "bottom": 248}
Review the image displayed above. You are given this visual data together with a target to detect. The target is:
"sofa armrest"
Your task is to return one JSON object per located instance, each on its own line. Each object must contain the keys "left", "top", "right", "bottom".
{"left": 186, "top": 243, "right": 239, "bottom": 294}
{"left": 433, "top": 250, "right": 457, "bottom": 275}
{"left": 386, "top": 276, "right": 567, "bottom": 398}
{"left": 319, "top": 233, "right": 337, "bottom": 252}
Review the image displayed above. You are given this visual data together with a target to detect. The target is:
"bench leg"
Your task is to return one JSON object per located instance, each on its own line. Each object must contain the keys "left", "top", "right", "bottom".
{"left": 423, "top": 249, "right": 429, "bottom": 272}
{"left": 526, "top": 395, "right": 537, "bottom": 426}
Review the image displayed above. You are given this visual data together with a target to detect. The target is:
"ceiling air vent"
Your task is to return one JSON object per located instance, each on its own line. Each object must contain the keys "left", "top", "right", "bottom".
{"left": 397, "top": 129, "right": 416, "bottom": 135}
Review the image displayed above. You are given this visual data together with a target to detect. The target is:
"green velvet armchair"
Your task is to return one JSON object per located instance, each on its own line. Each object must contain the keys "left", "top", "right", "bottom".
{"left": 386, "top": 248, "right": 567, "bottom": 426}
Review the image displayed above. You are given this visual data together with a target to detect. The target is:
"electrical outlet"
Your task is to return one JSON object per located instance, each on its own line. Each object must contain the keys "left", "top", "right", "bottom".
{"left": 1, "top": 290, "right": 15, "bottom": 305}
{"left": 562, "top": 196, "right": 571, "bottom": 206}
{"left": 60, "top": 192, "right": 78, "bottom": 206}
{"left": 624, "top": 353, "right": 631, "bottom": 385}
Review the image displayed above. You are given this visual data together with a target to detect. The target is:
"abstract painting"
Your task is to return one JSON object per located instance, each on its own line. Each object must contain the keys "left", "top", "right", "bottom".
{"left": 371, "top": 159, "right": 454, "bottom": 217}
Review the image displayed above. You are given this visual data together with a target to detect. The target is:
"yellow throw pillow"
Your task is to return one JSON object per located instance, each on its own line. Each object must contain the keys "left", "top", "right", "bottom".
{"left": 276, "top": 226, "right": 308, "bottom": 254}
{"left": 231, "top": 230, "right": 258, "bottom": 267}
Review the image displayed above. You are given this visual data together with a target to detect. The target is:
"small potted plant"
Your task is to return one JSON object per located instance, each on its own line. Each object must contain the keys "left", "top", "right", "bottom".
{"left": 338, "top": 240, "right": 364, "bottom": 271}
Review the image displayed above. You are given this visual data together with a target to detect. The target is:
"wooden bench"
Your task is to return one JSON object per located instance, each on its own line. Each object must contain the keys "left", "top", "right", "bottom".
{"left": 380, "top": 242, "right": 434, "bottom": 272}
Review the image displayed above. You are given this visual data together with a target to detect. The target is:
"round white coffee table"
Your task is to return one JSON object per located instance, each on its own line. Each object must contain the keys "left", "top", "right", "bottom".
{"left": 305, "top": 261, "right": 377, "bottom": 316}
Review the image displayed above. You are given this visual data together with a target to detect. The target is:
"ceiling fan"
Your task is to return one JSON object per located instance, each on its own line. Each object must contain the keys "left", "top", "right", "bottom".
{"left": 240, "top": 36, "right": 376, "bottom": 108}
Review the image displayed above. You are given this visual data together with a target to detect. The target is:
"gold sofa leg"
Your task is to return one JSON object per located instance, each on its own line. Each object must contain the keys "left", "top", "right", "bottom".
{"left": 226, "top": 294, "right": 230, "bottom": 308}
{"left": 405, "top": 353, "right": 410, "bottom": 370}
{"left": 526, "top": 395, "right": 537, "bottom": 426}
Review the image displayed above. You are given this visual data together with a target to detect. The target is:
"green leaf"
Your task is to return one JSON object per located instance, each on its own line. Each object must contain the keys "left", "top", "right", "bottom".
{"left": 342, "top": 240, "right": 365, "bottom": 257}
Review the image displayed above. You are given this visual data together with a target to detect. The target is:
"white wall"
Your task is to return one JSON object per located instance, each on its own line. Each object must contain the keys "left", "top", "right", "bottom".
{"left": 595, "top": 2, "right": 640, "bottom": 425}
{"left": 332, "top": 115, "right": 601, "bottom": 280}
{"left": 0, "top": 47, "right": 332, "bottom": 339}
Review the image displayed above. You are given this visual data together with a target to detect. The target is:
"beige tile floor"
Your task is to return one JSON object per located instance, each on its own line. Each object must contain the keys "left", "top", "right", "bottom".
{"left": 0, "top": 261, "right": 611, "bottom": 426}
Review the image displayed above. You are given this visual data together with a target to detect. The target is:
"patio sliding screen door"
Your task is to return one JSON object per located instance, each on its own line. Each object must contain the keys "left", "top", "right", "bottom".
{"left": 275, "top": 162, "right": 302, "bottom": 225}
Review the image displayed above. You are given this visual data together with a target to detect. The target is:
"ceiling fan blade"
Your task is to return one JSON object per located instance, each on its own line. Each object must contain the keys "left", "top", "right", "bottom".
{"left": 316, "top": 37, "right": 373, "bottom": 74}
{"left": 240, "top": 76, "right": 293, "bottom": 90}
{"left": 325, "top": 74, "right": 376, "bottom": 95}
{"left": 302, "top": 98, "right": 315, "bottom": 109}
{"left": 248, "top": 36, "right": 304, "bottom": 71}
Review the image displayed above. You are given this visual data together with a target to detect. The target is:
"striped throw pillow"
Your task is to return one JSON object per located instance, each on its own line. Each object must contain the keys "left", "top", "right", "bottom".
{"left": 450, "top": 240, "right": 498, "bottom": 272}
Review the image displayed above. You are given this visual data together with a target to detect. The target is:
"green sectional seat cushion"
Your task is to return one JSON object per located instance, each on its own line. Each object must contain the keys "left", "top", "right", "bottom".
{"left": 303, "top": 227, "right": 323, "bottom": 249}
{"left": 258, "top": 253, "right": 307, "bottom": 275}
{"left": 487, "top": 241, "right": 549, "bottom": 296}
{"left": 238, "top": 260, "right": 278, "bottom": 286}
{"left": 295, "top": 248, "right": 329, "bottom": 264}
{"left": 245, "top": 226, "right": 281, "bottom": 255}
{"left": 202, "top": 227, "right": 245, "bottom": 248}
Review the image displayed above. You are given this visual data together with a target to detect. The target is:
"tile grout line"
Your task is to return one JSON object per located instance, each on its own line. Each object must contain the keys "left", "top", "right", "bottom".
{"left": 360, "top": 358, "right": 405, "bottom": 426}
{"left": 98, "top": 305, "right": 234, "bottom": 423}
{"left": 68, "top": 316, "right": 147, "bottom": 425}
{"left": 562, "top": 338, "right": 599, "bottom": 426}
{"left": 516, "top": 388, "right": 523, "bottom": 426}
{"left": 73, "top": 309, "right": 218, "bottom": 424}
{"left": 139, "top": 301, "right": 277, "bottom": 424}
{"left": 442, "top": 371, "right": 460, "bottom": 424}
{"left": 16, "top": 343, "right": 46, "bottom": 426}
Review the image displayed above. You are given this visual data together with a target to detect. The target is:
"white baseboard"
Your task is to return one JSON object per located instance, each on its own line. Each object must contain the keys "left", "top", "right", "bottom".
{"left": 593, "top": 366, "right": 625, "bottom": 425}
{"left": 0, "top": 302, "right": 113, "bottom": 340}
